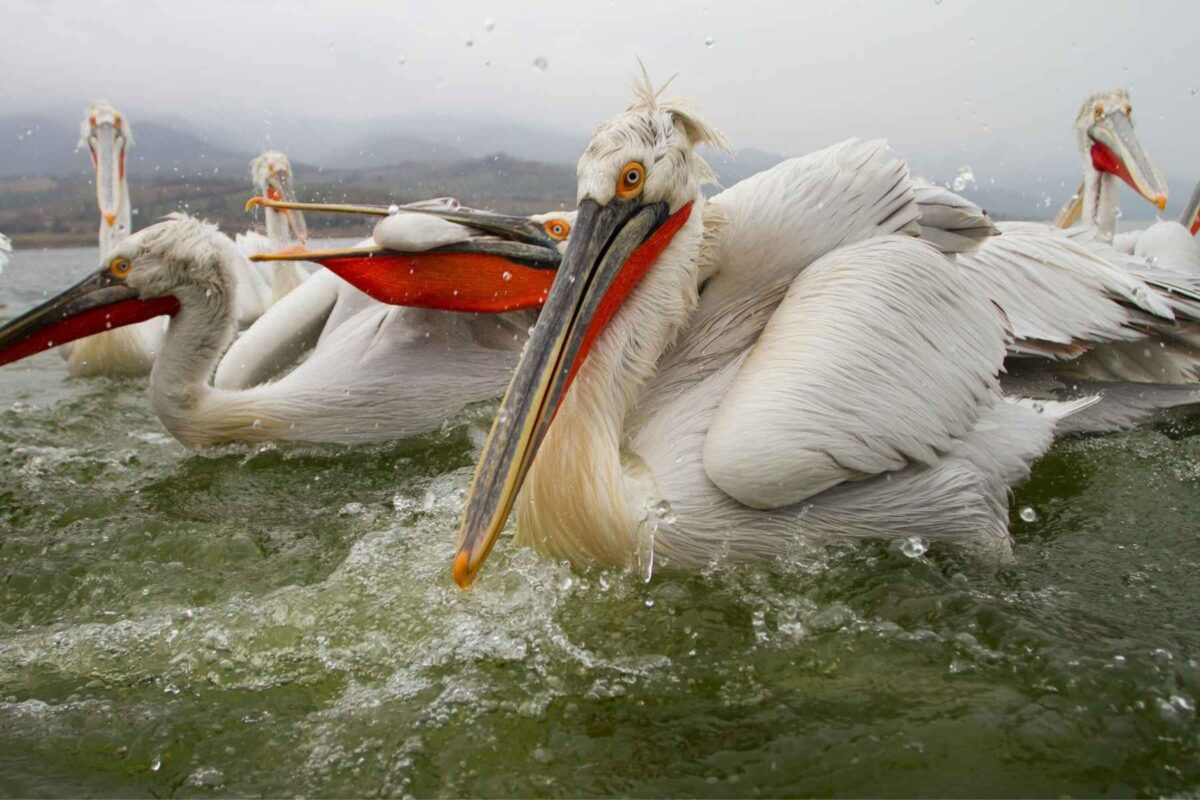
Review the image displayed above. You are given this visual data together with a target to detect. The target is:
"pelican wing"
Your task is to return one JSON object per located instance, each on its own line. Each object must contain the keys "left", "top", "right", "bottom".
{"left": 702, "top": 235, "right": 1006, "bottom": 510}
{"left": 957, "top": 223, "right": 1177, "bottom": 358}
{"left": 213, "top": 269, "right": 341, "bottom": 389}
{"left": 911, "top": 180, "right": 998, "bottom": 253}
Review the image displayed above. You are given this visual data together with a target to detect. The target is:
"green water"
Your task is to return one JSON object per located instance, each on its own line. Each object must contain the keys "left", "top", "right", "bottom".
{"left": 1, "top": 248, "right": 1199, "bottom": 797}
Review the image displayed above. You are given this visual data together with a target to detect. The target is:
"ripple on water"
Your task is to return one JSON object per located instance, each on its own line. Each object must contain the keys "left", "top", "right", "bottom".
{"left": 0, "top": 274, "right": 1199, "bottom": 794}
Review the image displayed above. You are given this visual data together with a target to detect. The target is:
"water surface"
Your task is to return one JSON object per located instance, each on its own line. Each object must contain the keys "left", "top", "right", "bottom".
{"left": 1, "top": 246, "right": 1198, "bottom": 797}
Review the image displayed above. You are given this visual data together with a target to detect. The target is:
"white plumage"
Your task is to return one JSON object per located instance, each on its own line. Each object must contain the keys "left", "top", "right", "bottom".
{"left": 456, "top": 91, "right": 1094, "bottom": 584}
{"left": 62, "top": 101, "right": 168, "bottom": 377}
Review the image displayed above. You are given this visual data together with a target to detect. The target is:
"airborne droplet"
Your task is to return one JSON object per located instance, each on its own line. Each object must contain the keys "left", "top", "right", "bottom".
{"left": 704, "top": 36, "right": 715, "bottom": 48}
{"left": 1019, "top": 506, "right": 1038, "bottom": 523}
{"left": 532, "top": 56, "right": 548, "bottom": 72}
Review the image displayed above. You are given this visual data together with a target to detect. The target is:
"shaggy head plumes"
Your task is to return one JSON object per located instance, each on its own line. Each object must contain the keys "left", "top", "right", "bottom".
{"left": 78, "top": 99, "right": 132, "bottom": 149}
{"left": 101, "top": 213, "right": 235, "bottom": 307}
{"left": 576, "top": 63, "right": 730, "bottom": 212}
{"left": 250, "top": 150, "right": 294, "bottom": 192}
{"left": 1073, "top": 89, "right": 1133, "bottom": 150}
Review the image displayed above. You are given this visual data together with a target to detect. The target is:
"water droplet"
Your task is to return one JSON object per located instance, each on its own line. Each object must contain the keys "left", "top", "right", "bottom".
{"left": 397, "top": 55, "right": 407, "bottom": 65}
{"left": 898, "top": 536, "right": 927, "bottom": 558}
{"left": 465, "top": 37, "right": 474, "bottom": 48}
{"left": 483, "top": 17, "right": 495, "bottom": 32}
{"left": 531, "top": 56, "right": 548, "bottom": 72}
{"left": 387, "top": 204, "right": 400, "bottom": 215}
{"left": 501, "top": 270, "right": 512, "bottom": 282}
{"left": 1019, "top": 506, "right": 1037, "bottom": 523}
{"left": 704, "top": 35, "right": 715, "bottom": 48}
{"left": 150, "top": 756, "right": 162, "bottom": 772}
{"left": 251, "top": 418, "right": 262, "bottom": 429}
{"left": 652, "top": 499, "right": 677, "bottom": 525}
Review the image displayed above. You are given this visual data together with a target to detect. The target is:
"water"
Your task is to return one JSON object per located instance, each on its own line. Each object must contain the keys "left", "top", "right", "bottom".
{"left": 2, "top": 248, "right": 1200, "bottom": 796}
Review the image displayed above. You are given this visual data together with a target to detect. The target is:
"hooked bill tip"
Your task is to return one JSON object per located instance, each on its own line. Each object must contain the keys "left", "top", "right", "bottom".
{"left": 1156, "top": 195, "right": 1168, "bottom": 212}
{"left": 245, "top": 196, "right": 265, "bottom": 212}
{"left": 453, "top": 549, "right": 475, "bottom": 589}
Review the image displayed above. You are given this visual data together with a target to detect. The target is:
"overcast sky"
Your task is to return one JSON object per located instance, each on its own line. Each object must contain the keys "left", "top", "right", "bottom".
{"left": 3, "top": 0, "right": 1198, "bottom": 193}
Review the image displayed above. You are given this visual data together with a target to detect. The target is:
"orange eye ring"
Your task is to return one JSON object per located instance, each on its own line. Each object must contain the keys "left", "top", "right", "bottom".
{"left": 616, "top": 161, "right": 645, "bottom": 199}
{"left": 543, "top": 219, "right": 571, "bottom": 241}
{"left": 109, "top": 257, "right": 131, "bottom": 279}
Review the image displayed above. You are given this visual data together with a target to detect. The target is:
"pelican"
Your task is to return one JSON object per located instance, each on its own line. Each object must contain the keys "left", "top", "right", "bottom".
{"left": 60, "top": 101, "right": 168, "bottom": 376}
{"left": 213, "top": 196, "right": 572, "bottom": 391}
{"left": 0, "top": 209, "right": 565, "bottom": 447}
{"left": 229, "top": 151, "right": 312, "bottom": 322}
{"left": 1052, "top": 90, "right": 1168, "bottom": 243}
{"left": 448, "top": 80, "right": 1105, "bottom": 587}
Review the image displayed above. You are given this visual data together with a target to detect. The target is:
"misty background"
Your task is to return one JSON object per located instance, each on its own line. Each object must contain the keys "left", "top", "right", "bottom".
{"left": 1, "top": 0, "right": 1197, "bottom": 244}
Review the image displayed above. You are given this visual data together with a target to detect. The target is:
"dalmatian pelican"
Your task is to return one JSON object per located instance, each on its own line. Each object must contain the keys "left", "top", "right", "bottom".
{"left": 230, "top": 151, "right": 312, "bottom": 320}
{"left": 448, "top": 79, "right": 1113, "bottom": 587}
{"left": 1053, "top": 90, "right": 1168, "bottom": 243}
{"left": 60, "top": 101, "right": 168, "bottom": 376}
{"left": 1044, "top": 90, "right": 1198, "bottom": 276}
{"left": 0, "top": 206, "right": 566, "bottom": 447}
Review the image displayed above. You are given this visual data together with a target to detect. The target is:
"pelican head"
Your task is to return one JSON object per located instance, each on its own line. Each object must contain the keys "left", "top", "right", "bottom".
{"left": 1074, "top": 89, "right": 1167, "bottom": 211}
{"left": 79, "top": 100, "right": 133, "bottom": 242}
{"left": 453, "top": 73, "right": 729, "bottom": 586}
{"left": 0, "top": 214, "right": 236, "bottom": 367}
{"left": 251, "top": 151, "right": 308, "bottom": 246}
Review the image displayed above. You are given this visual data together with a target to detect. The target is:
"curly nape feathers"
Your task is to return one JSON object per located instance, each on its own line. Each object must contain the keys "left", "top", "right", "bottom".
{"left": 619, "top": 62, "right": 731, "bottom": 189}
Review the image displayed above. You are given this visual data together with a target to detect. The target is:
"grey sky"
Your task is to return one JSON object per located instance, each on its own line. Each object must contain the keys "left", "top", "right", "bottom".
{"left": 3, "top": 0, "right": 1198, "bottom": 188}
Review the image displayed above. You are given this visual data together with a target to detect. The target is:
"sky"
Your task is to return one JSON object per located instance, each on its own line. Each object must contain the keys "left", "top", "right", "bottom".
{"left": 3, "top": 0, "right": 1199, "bottom": 203}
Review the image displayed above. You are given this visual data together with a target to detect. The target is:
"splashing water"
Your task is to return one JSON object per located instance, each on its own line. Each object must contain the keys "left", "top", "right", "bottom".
{"left": 2, "top": 248, "right": 1200, "bottom": 796}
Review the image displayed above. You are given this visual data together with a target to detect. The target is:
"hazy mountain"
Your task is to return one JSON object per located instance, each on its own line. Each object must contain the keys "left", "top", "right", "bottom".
{"left": 320, "top": 133, "right": 467, "bottom": 170}
{"left": 0, "top": 106, "right": 1180, "bottom": 224}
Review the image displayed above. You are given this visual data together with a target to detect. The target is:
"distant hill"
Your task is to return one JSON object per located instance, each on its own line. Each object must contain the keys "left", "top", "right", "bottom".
{"left": 320, "top": 133, "right": 467, "bottom": 170}
{"left": 0, "top": 105, "right": 1180, "bottom": 243}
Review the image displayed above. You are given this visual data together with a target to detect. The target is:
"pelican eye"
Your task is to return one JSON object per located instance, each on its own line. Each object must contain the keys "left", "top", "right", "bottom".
{"left": 109, "top": 257, "right": 131, "bottom": 279}
{"left": 1094, "top": 105, "right": 1105, "bottom": 121}
{"left": 616, "top": 162, "right": 645, "bottom": 199}
{"left": 543, "top": 219, "right": 571, "bottom": 241}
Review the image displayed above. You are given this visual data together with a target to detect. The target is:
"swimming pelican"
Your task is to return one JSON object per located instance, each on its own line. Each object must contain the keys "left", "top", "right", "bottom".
{"left": 229, "top": 151, "right": 312, "bottom": 322}
{"left": 449, "top": 81, "right": 1101, "bottom": 587}
{"left": 214, "top": 197, "right": 572, "bottom": 391}
{"left": 1052, "top": 90, "right": 1168, "bottom": 243}
{"left": 0, "top": 209, "right": 565, "bottom": 447}
{"left": 60, "top": 101, "right": 168, "bottom": 376}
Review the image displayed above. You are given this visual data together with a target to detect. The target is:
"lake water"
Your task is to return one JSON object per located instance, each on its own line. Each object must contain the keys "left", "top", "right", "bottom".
{"left": 1, "top": 245, "right": 1199, "bottom": 797}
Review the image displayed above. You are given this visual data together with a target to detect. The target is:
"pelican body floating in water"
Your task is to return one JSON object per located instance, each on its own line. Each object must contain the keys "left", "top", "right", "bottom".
{"left": 446, "top": 80, "right": 1117, "bottom": 587}
{"left": 0, "top": 206, "right": 567, "bottom": 447}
